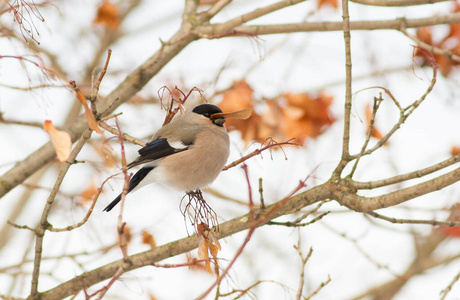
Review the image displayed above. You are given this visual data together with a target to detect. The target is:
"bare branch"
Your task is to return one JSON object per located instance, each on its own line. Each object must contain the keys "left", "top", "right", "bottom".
{"left": 36, "top": 184, "right": 332, "bottom": 300}
{"left": 352, "top": 154, "right": 460, "bottom": 190}
{"left": 333, "top": 0, "right": 353, "bottom": 177}
{"left": 367, "top": 211, "right": 460, "bottom": 227}
{"left": 196, "top": 13, "right": 460, "bottom": 36}
{"left": 440, "top": 269, "right": 460, "bottom": 300}
{"left": 30, "top": 129, "right": 92, "bottom": 299}
{"left": 351, "top": 0, "right": 448, "bottom": 6}
{"left": 333, "top": 165, "right": 460, "bottom": 212}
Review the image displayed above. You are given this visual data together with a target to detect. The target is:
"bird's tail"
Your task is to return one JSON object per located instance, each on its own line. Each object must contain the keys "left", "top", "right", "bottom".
{"left": 103, "top": 166, "right": 155, "bottom": 212}
{"left": 103, "top": 194, "right": 121, "bottom": 212}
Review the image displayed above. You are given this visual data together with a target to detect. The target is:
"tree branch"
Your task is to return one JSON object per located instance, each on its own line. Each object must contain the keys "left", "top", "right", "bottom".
{"left": 333, "top": 166, "right": 460, "bottom": 212}
{"left": 350, "top": 0, "right": 448, "bottom": 6}
{"left": 195, "top": 12, "right": 460, "bottom": 36}
{"left": 352, "top": 154, "right": 460, "bottom": 190}
{"left": 37, "top": 184, "right": 332, "bottom": 300}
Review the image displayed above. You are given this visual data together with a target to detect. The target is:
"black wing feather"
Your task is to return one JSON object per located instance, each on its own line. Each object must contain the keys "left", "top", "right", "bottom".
{"left": 127, "top": 138, "right": 190, "bottom": 168}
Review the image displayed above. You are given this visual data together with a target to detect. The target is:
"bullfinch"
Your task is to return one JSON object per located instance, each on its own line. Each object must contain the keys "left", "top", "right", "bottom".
{"left": 103, "top": 103, "right": 250, "bottom": 212}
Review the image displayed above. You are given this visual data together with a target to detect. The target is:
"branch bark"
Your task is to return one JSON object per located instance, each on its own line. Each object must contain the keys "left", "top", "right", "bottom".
{"left": 36, "top": 184, "right": 332, "bottom": 300}
{"left": 334, "top": 166, "right": 460, "bottom": 212}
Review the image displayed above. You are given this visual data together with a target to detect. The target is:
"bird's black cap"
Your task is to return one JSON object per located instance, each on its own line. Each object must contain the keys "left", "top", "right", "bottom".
{"left": 192, "top": 104, "right": 223, "bottom": 118}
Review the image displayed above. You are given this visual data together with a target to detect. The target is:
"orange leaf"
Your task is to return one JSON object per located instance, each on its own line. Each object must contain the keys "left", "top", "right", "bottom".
{"left": 186, "top": 253, "right": 208, "bottom": 272}
{"left": 80, "top": 182, "right": 98, "bottom": 204}
{"left": 196, "top": 223, "right": 220, "bottom": 274}
{"left": 148, "top": 293, "right": 158, "bottom": 300}
{"left": 218, "top": 80, "right": 264, "bottom": 144}
{"left": 317, "top": 0, "right": 338, "bottom": 9}
{"left": 43, "top": 120, "right": 72, "bottom": 162}
{"left": 451, "top": 145, "right": 460, "bottom": 156}
{"left": 416, "top": 27, "right": 432, "bottom": 45}
{"left": 441, "top": 203, "right": 460, "bottom": 238}
{"left": 281, "top": 92, "right": 335, "bottom": 144}
{"left": 123, "top": 225, "right": 132, "bottom": 244}
{"left": 364, "top": 103, "right": 388, "bottom": 145}
{"left": 93, "top": 0, "right": 120, "bottom": 30}
{"left": 142, "top": 231, "right": 157, "bottom": 249}
{"left": 199, "top": 0, "right": 220, "bottom": 5}
{"left": 74, "top": 89, "right": 102, "bottom": 133}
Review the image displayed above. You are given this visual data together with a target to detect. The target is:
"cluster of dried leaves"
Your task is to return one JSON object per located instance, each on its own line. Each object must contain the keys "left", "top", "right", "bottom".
{"left": 415, "top": 2, "right": 460, "bottom": 77}
{"left": 218, "top": 80, "right": 335, "bottom": 145}
{"left": 93, "top": 0, "right": 120, "bottom": 30}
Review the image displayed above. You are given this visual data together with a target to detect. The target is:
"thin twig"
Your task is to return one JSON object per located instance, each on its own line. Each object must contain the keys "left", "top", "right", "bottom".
{"left": 348, "top": 94, "right": 383, "bottom": 178}
{"left": 294, "top": 244, "right": 313, "bottom": 300}
{"left": 222, "top": 139, "right": 298, "bottom": 171}
{"left": 352, "top": 154, "right": 460, "bottom": 190}
{"left": 48, "top": 175, "right": 116, "bottom": 232}
{"left": 30, "top": 129, "right": 92, "bottom": 299}
{"left": 99, "top": 121, "right": 146, "bottom": 147}
{"left": 305, "top": 275, "right": 332, "bottom": 300}
{"left": 197, "top": 163, "right": 256, "bottom": 299}
{"left": 367, "top": 211, "right": 460, "bottom": 227}
{"left": 440, "top": 269, "right": 460, "bottom": 300}
{"left": 351, "top": 0, "right": 448, "bottom": 6}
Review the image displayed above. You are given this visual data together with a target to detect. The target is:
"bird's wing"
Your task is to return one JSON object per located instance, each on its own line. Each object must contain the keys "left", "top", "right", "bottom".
{"left": 127, "top": 136, "right": 194, "bottom": 168}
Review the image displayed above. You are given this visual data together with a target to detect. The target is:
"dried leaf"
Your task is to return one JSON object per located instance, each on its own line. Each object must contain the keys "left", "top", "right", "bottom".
{"left": 317, "top": 0, "right": 339, "bottom": 9}
{"left": 74, "top": 89, "right": 102, "bottom": 133}
{"left": 93, "top": 0, "right": 120, "bottom": 30}
{"left": 218, "top": 80, "right": 264, "bottom": 144}
{"left": 148, "top": 293, "right": 158, "bottom": 300}
{"left": 199, "top": 0, "right": 220, "bottom": 5}
{"left": 80, "top": 182, "right": 98, "bottom": 203}
{"left": 442, "top": 204, "right": 460, "bottom": 238}
{"left": 196, "top": 223, "right": 220, "bottom": 274}
{"left": 142, "top": 231, "right": 157, "bottom": 249}
{"left": 123, "top": 225, "right": 132, "bottom": 244}
{"left": 43, "top": 120, "right": 72, "bottom": 162}
{"left": 415, "top": 15, "right": 460, "bottom": 77}
{"left": 364, "top": 103, "right": 388, "bottom": 145}
{"left": 416, "top": 27, "right": 432, "bottom": 45}
{"left": 451, "top": 145, "right": 460, "bottom": 156}
{"left": 281, "top": 92, "right": 335, "bottom": 144}
{"left": 186, "top": 253, "right": 208, "bottom": 272}
{"left": 218, "top": 82, "right": 335, "bottom": 145}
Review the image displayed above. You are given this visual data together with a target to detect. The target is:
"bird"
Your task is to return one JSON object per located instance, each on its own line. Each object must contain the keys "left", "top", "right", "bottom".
{"left": 103, "top": 103, "right": 250, "bottom": 212}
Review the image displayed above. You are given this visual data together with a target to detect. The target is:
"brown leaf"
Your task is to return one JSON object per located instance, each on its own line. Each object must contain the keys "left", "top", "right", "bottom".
{"left": 441, "top": 204, "right": 460, "bottom": 238}
{"left": 218, "top": 80, "right": 264, "bottom": 144}
{"left": 317, "top": 0, "right": 339, "bottom": 9}
{"left": 142, "top": 231, "right": 157, "bottom": 249}
{"left": 123, "top": 225, "right": 132, "bottom": 244}
{"left": 196, "top": 223, "right": 220, "bottom": 274}
{"left": 93, "top": 0, "right": 120, "bottom": 30}
{"left": 451, "top": 145, "right": 460, "bottom": 156}
{"left": 74, "top": 89, "right": 102, "bottom": 134}
{"left": 218, "top": 82, "right": 335, "bottom": 145}
{"left": 281, "top": 92, "right": 335, "bottom": 144}
{"left": 148, "top": 293, "right": 158, "bottom": 300}
{"left": 80, "top": 182, "right": 98, "bottom": 204}
{"left": 199, "top": 0, "right": 220, "bottom": 5}
{"left": 364, "top": 103, "right": 388, "bottom": 144}
{"left": 415, "top": 20, "right": 460, "bottom": 77}
{"left": 43, "top": 120, "right": 72, "bottom": 162}
{"left": 186, "top": 253, "right": 209, "bottom": 273}
{"left": 416, "top": 27, "right": 432, "bottom": 45}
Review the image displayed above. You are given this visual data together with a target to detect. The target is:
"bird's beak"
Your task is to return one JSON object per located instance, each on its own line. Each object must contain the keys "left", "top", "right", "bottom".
{"left": 210, "top": 108, "right": 252, "bottom": 121}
